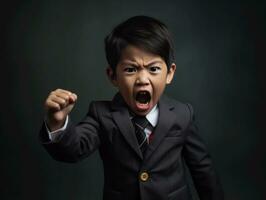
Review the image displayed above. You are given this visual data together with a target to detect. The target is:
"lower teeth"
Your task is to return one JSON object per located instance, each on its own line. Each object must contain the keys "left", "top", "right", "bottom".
{"left": 138, "top": 102, "right": 148, "bottom": 105}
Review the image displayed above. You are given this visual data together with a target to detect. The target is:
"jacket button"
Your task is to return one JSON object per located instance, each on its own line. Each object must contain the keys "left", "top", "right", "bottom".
{"left": 139, "top": 171, "right": 149, "bottom": 182}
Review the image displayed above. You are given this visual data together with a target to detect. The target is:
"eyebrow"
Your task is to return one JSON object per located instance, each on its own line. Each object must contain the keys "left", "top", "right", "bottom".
{"left": 120, "top": 60, "right": 164, "bottom": 66}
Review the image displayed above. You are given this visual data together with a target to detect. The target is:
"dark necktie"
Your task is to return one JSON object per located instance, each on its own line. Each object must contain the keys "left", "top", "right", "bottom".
{"left": 132, "top": 115, "right": 149, "bottom": 154}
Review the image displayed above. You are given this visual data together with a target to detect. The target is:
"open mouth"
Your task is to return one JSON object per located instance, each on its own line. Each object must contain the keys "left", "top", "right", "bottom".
{"left": 135, "top": 91, "right": 151, "bottom": 104}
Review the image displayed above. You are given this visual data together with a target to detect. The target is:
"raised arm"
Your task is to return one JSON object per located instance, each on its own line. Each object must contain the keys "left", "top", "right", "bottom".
{"left": 39, "top": 88, "right": 101, "bottom": 163}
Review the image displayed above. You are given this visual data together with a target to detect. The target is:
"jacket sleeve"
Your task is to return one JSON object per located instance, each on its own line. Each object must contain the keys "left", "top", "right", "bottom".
{"left": 183, "top": 103, "right": 224, "bottom": 200}
{"left": 39, "top": 101, "right": 101, "bottom": 163}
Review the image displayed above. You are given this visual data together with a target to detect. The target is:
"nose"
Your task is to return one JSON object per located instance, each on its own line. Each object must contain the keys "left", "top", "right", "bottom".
{"left": 135, "top": 70, "right": 150, "bottom": 86}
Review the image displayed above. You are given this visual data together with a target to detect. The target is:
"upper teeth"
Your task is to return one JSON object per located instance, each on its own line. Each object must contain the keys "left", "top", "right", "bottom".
{"left": 139, "top": 91, "right": 147, "bottom": 94}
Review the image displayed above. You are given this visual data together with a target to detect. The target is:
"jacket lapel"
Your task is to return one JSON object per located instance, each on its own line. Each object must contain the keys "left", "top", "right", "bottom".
{"left": 144, "top": 96, "right": 178, "bottom": 161}
{"left": 111, "top": 93, "right": 143, "bottom": 160}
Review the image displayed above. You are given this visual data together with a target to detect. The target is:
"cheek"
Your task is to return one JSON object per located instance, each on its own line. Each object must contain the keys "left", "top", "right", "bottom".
{"left": 153, "top": 77, "right": 166, "bottom": 86}
{"left": 118, "top": 78, "right": 133, "bottom": 93}
{"left": 152, "top": 79, "right": 167, "bottom": 94}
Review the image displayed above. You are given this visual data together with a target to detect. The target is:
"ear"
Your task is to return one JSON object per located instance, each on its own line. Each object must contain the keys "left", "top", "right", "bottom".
{"left": 166, "top": 63, "right": 176, "bottom": 84}
{"left": 106, "top": 67, "right": 118, "bottom": 87}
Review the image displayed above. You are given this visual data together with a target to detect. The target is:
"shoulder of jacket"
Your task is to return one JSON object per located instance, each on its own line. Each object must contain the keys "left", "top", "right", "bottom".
{"left": 161, "top": 95, "right": 194, "bottom": 128}
{"left": 90, "top": 100, "right": 111, "bottom": 109}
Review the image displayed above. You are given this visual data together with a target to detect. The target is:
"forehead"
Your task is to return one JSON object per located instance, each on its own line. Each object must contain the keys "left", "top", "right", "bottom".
{"left": 119, "top": 45, "right": 164, "bottom": 64}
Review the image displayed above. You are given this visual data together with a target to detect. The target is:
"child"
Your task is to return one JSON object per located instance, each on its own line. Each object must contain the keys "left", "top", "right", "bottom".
{"left": 40, "top": 16, "right": 224, "bottom": 200}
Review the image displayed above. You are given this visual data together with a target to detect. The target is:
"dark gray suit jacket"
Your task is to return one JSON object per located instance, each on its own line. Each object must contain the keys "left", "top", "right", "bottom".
{"left": 39, "top": 93, "right": 224, "bottom": 200}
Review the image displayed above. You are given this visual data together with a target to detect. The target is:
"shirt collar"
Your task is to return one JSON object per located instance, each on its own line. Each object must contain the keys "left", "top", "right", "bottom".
{"left": 146, "top": 104, "right": 159, "bottom": 127}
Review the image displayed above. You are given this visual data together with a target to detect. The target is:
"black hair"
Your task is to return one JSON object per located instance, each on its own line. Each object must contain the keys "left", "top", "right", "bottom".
{"left": 104, "top": 16, "right": 175, "bottom": 72}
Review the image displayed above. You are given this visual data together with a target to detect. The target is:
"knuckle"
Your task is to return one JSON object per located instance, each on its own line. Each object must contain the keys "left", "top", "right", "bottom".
{"left": 53, "top": 102, "right": 59, "bottom": 108}
{"left": 61, "top": 94, "right": 68, "bottom": 99}
{"left": 45, "top": 100, "right": 53, "bottom": 109}
{"left": 49, "top": 94, "right": 55, "bottom": 99}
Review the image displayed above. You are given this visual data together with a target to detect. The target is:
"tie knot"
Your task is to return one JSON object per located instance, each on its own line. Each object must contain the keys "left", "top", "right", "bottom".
{"left": 132, "top": 115, "right": 149, "bottom": 129}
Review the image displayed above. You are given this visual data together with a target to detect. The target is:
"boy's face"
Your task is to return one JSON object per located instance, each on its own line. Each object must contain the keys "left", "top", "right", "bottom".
{"left": 107, "top": 45, "right": 176, "bottom": 116}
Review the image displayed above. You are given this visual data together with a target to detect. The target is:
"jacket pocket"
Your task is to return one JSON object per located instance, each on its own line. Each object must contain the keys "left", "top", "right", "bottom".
{"left": 168, "top": 185, "right": 190, "bottom": 200}
{"left": 165, "top": 130, "right": 183, "bottom": 138}
{"left": 164, "top": 131, "right": 184, "bottom": 144}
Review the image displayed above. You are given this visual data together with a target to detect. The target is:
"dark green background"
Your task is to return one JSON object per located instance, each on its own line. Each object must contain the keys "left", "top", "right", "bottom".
{"left": 1, "top": 0, "right": 265, "bottom": 199}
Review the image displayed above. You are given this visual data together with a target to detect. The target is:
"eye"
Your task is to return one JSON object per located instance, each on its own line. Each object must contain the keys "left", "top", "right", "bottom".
{"left": 149, "top": 66, "right": 161, "bottom": 73}
{"left": 124, "top": 66, "right": 137, "bottom": 74}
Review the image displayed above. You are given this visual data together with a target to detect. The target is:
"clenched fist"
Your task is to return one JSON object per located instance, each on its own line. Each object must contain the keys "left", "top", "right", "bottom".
{"left": 44, "top": 88, "right": 77, "bottom": 131}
